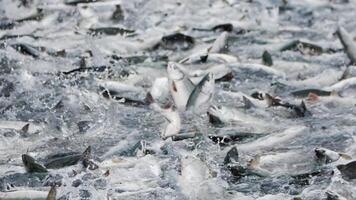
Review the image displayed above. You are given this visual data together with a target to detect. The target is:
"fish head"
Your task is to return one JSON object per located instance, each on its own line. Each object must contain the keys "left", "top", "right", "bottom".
{"left": 314, "top": 147, "right": 327, "bottom": 159}
{"left": 167, "top": 62, "right": 184, "bottom": 80}
{"left": 200, "top": 73, "right": 215, "bottom": 95}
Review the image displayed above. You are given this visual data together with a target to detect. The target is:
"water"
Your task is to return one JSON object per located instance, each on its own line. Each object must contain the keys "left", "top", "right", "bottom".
{"left": 0, "top": 0, "right": 356, "bottom": 199}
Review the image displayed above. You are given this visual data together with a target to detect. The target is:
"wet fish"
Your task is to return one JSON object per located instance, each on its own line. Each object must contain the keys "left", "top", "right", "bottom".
{"left": 15, "top": 8, "right": 44, "bottom": 23}
{"left": 64, "top": 0, "right": 100, "bottom": 5}
{"left": 314, "top": 147, "right": 351, "bottom": 164}
{"left": 336, "top": 160, "right": 356, "bottom": 179}
{"left": 171, "top": 133, "right": 196, "bottom": 141}
{"left": 167, "top": 62, "right": 195, "bottom": 111}
{"left": 193, "top": 23, "right": 233, "bottom": 32}
{"left": 279, "top": 40, "right": 323, "bottom": 55}
{"left": 186, "top": 73, "right": 215, "bottom": 114}
{"left": 10, "top": 43, "right": 41, "bottom": 58}
{"left": 291, "top": 89, "right": 333, "bottom": 98}
{"left": 0, "top": 19, "right": 15, "bottom": 30}
{"left": 208, "top": 31, "right": 229, "bottom": 53}
{"left": 160, "top": 33, "right": 195, "bottom": 51}
{"left": 44, "top": 152, "right": 82, "bottom": 169}
{"left": 336, "top": 26, "right": 356, "bottom": 64}
{"left": 265, "top": 94, "right": 311, "bottom": 117}
{"left": 179, "top": 50, "right": 208, "bottom": 64}
{"left": 0, "top": 189, "right": 49, "bottom": 200}
{"left": 62, "top": 66, "right": 108, "bottom": 75}
{"left": 22, "top": 154, "right": 48, "bottom": 173}
{"left": 88, "top": 27, "right": 135, "bottom": 36}
{"left": 150, "top": 103, "right": 181, "bottom": 139}
{"left": 325, "top": 191, "right": 347, "bottom": 200}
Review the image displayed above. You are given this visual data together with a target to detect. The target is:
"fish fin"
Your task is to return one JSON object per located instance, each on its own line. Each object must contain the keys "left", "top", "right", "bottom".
{"left": 339, "top": 66, "right": 350, "bottom": 81}
{"left": 46, "top": 185, "right": 57, "bottom": 200}
{"left": 339, "top": 153, "right": 352, "bottom": 160}
{"left": 172, "top": 81, "right": 177, "bottom": 92}
{"left": 145, "top": 92, "right": 154, "bottom": 105}
{"left": 300, "top": 100, "right": 307, "bottom": 111}
{"left": 243, "top": 96, "right": 254, "bottom": 109}
{"left": 21, "top": 123, "right": 30, "bottom": 133}
{"left": 82, "top": 146, "right": 92, "bottom": 160}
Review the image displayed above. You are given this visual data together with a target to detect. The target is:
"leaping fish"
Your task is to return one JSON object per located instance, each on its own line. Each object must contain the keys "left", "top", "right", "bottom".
{"left": 167, "top": 62, "right": 195, "bottom": 112}
{"left": 186, "top": 73, "right": 215, "bottom": 114}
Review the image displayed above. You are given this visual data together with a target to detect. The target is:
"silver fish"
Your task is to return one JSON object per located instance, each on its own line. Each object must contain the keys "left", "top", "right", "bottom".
{"left": 186, "top": 73, "right": 215, "bottom": 114}
{"left": 167, "top": 62, "right": 195, "bottom": 111}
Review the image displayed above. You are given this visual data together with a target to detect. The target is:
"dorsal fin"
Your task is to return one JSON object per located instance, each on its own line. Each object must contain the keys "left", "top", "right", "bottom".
{"left": 243, "top": 96, "right": 255, "bottom": 109}
{"left": 21, "top": 123, "right": 30, "bottom": 133}
{"left": 339, "top": 153, "right": 352, "bottom": 160}
{"left": 82, "top": 146, "right": 91, "bottom": 160}
{"left": 46, "top": 185, "right": 57, "bottom": 200}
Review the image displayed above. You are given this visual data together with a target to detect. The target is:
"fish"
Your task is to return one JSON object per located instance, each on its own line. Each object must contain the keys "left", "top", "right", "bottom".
{"left": 160, "top": 33, "right": 195, "bottom": 51}
{"left": 324, "top": 77, "right": 356, "bottom": 97}
{"left": 325, "top": 191, "right": 347, "bottom": 200}
{"left": 182, "top": 64, "right": 233, "bottom": 84}
{"left": 10, "top": 43, "right": 41, "bottom": 58}
{"left": 186, "top": 73, "right": 215, "bottom": 114}
{"left": 291, "top": 89, "right": 334, "bottom": 98}
{"left": 167, "top": 62, "right": 195, "bottom": 111}
{"left": 171, "top": 132, "right": 196, "bottom": 141}
{"left": 0, "top": 19, "right": 15, "bottom": 30}
{"left": 207, "top": 105, "right": 274, "bottom": 131}
{"left": 44, "top": 152, "right": 82, "bottom": 169}
{"left": 192, "top": 23, "right": 233, "bottom": 32}
{"left": 265, "top": 94, "right": 311, "bottom": 117}
{"left": 0, "top": 173, "right": 48, "bottom": 192}
{"left": 62, "top": 66, "right": 108, "bottom": 75}
{"left": 178, "top": 49, "right": 209, "bottom": 64}
{"left": 0, "top": 189, "right": 49, "bottom": 200}
{"left": 15, "top": 8, "right": 44, "bottom": 23}
{"left": 22, "top": 154, "right": 48, "bottom": 173}
{"left": 208, "top": 31, "right": 229, "bottom": 53}
{"left": 150, "top": 103, "right": 181, "bottom": 139}
{"left": 336, "top": 160, "right": 356, "bottom": 179}
{"left": 336, "top": 26, "right": 356, "bottom": 64}
{"left": 64, "top": 0, "right": 100, "bottom": 6}
{"left": 207, "top": 53, "right": 239, "bottom": 63}
{"left": 149, "top": 77, "right": 170, "bottom": 104}
{"left": 279, "top": 40, "right": 323, "bottom": 55}
{"left": 88, "top": 27, "right": 135, "bottom": 36}
{"left": 46, "top": 186, "right": 56, "bottom": 200}
{"left": 314, "top": 147, "right": 351, "bottom": 164}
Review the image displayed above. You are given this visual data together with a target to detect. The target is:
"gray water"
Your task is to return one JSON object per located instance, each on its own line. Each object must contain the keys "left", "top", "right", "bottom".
{"left": 0, "top": 0, "right": 356, "bottom": 199}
